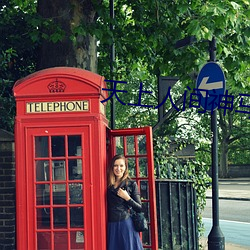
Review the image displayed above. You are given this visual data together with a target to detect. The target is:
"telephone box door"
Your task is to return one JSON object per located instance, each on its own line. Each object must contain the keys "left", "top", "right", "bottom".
{"left": 109, "top": 126, "right": 158, "bottom": 250}
{"left": 26, "top": 126, "right": 92, "bottom": 250}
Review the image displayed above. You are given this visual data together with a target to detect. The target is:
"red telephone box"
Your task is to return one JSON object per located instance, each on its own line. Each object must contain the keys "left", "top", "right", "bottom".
{"left": 13, "top": 67, "right": 158, "bottom": 250}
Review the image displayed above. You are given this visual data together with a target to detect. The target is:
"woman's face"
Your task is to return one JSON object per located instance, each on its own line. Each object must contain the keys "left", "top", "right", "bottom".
{"left": 113, "top": 158, "right": 126, "bottom": 180}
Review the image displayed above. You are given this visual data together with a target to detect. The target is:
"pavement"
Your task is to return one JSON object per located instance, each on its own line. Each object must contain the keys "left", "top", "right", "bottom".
{"left": 201, "top": 178, "right": 250, "bottom": 250}
{"left": 206, "top": 178, "right": 250, "bottom": 201}
{"left": 200, "top": 238, "right": 250, "bottom": 250}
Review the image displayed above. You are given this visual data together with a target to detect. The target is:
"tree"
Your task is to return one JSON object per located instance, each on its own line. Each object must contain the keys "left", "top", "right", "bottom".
{"left": 97, "top": 0, "right": 249, "bottom": 178}
{"left": 1, "top": 0, "right": 249, "bottom": 246}
{"left": 112, "top": 0, "right": 250, "bottom": 178}
{"left": 218, "top": 98, "right": 250, "bottom": 177}
{"left": 37, "top": 0, "right": 101, "bottom": 71}
{"left": 1, "top": 0, "right": 249, "bottom": 172}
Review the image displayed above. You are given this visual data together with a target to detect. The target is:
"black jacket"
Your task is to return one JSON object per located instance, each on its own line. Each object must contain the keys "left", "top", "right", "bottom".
{"left": 107, "top": 179, "right": 142, "bottom": 222}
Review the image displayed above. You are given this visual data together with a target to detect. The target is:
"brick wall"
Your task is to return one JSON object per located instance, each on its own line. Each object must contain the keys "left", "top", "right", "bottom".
{"left": 0, "top": 129, "right": 15, "bottom": 250}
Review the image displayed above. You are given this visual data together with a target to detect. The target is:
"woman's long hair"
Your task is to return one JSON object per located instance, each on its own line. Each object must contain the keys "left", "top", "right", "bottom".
{"left": 107, "top": 154, "right": 130, "bottom": 187}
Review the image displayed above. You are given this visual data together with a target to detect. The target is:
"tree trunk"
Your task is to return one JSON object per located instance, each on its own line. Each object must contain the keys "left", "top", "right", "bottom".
{"left": 219, "top": 140, "right": 229, "bottom": 178}
{"left": 218, "top": 110, "right": 232, "bottom": 178}
{"left": 37, "top": 0, "right": 100, "bottom": 72}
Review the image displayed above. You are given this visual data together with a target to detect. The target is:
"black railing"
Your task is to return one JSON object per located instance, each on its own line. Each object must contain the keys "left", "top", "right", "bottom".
{"left": 156, "top": 179, "right": 198, "bottom": 250}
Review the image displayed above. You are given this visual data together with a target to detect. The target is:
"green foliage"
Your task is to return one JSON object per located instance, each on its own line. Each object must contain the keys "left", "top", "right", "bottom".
{"left": 154, "top": 136, "right": 211, "bottom": 240}
{"left": 1, "top": 0, "right": 248, "bottom": 190}
{"left": 0, "top": 0, "right": 248, "bottom": 246}
{"left": 0, "top": 2, "right": 38, "bottom": 71}
{"left": 0, "top": 49, "right": 17, "bottom": 131}
{"left": 96, "top": 1, "right": 249, "bottom": 180}
{"left": 218, "top": 101, "right": 250, "bottom": 165}
{"left": 0, "top": 78, "right": 15, "bottom": 132}
{"left": 0, "top": 0, "right": 38, "bottom": 131}
{"left": 98, "top": 0, "right": 249, "bottom": 90}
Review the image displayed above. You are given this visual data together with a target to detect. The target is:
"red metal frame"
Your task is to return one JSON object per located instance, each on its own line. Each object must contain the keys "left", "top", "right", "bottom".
{"left": 108, "top": 126, "right": 158, "bottom": 250}
{"left": 26, "top": 127, "right": 91, "bottom": 250}
{"left": 13, "top": 67, "right": 159, "bottom": 250}
{"left": 14, "top": 67, "right": 108, "bottom": 250}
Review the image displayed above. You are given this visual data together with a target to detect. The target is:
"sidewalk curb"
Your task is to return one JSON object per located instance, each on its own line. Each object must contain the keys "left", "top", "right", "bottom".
{"left": 206, "top": 196, "right": 250, "bottom": 201}
{"left": 218, "top": 178, "right": 250, "bottom": 182}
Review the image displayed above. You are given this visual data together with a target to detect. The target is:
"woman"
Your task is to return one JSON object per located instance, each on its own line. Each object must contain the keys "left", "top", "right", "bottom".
{"left": 107, "top": 154, "right": 144, "bottom": 250}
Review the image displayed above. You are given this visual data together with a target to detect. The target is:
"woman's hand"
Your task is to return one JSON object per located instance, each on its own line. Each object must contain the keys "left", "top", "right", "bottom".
{"left": 117, "top": 188, "right": 131, "bottom": 201}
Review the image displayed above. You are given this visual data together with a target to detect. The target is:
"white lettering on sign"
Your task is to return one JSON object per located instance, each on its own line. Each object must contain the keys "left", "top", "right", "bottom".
{"left": 26, "top": 100, "right": 89, "bottom": 113}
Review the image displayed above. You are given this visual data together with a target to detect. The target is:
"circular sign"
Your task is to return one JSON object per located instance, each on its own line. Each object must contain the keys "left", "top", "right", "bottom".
{"left": 196, "top": 62, "right": 226, "bottom": 111}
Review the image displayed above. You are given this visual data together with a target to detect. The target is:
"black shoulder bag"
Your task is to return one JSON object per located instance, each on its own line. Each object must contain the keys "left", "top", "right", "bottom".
{"left": 122, "top": 180, "right": 148, "bottom": 232}
{"left": 131, "top": 209, "right": 148, "bottom": 232}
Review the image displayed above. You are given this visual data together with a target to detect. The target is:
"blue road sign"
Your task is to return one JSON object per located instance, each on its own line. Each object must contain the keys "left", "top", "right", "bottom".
{"left": 196, "top": 62, "right": 226, "bottom": 111}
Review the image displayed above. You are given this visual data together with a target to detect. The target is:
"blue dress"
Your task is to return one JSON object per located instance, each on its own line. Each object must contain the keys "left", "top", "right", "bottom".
{"left": 107, "top": 180, "right": 144, "bottom": 250}
{"left": 108, "top": 217, "right": 143, "bottom": 250}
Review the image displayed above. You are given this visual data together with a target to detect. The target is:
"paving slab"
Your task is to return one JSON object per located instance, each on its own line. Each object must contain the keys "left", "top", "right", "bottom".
{"left": 200, "top": 238, "right": 250, "bottom": 250}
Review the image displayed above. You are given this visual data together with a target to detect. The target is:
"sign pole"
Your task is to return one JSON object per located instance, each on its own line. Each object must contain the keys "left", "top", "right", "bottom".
{"left": 208, "top": 37, "right": 225, "bottom": 250}
{"left": 110, "top": 0, "right": 115, "bottom": 129}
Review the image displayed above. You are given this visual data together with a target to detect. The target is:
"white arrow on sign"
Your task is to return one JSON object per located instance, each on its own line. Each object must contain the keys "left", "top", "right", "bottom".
{"left": 198, "top": 76, "right": 223, "bottom": 97}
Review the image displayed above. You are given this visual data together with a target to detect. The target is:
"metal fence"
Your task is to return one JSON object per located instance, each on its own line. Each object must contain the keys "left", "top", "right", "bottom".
{"left": 156, "top": 179, "right": 198, "bottom": 250}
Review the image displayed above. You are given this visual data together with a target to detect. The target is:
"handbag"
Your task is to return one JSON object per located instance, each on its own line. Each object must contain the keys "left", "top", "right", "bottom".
{"left": 131, "top": 210, "right": 148, "bottom": 232}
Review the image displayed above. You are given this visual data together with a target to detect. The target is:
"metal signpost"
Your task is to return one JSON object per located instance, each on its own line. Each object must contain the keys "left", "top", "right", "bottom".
{"left": 196, "top": 37, "right": 225, "bottom": 250}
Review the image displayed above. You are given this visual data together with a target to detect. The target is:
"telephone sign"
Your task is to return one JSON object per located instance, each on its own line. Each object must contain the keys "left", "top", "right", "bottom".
{"left": 26, "top": 100, "right": 89, "bottom": 113}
